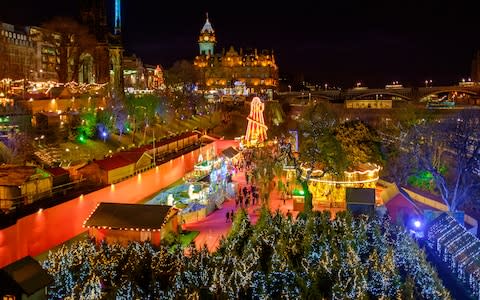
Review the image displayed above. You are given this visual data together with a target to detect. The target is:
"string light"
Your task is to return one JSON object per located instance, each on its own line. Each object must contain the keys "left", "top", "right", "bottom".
{"left": 245, "top": 97, "right": 268, "bottom": 145}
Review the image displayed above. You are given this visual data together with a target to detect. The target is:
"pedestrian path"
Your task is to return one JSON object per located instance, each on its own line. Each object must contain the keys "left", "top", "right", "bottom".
{"left": 182, "top": 171, "right": 261, "bottom": 251}
{"left": 184, "top": 173, "right": 387, "bottom": 252}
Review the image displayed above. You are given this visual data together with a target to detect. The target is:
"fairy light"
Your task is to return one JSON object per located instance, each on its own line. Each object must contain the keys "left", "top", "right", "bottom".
{"left": 288, "top": 163, "right": 381, "bottom": 185}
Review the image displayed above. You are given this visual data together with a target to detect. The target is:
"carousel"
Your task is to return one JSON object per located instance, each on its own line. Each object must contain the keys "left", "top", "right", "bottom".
{"left": 286, "top": 162, "right": 381, "bottom": 211}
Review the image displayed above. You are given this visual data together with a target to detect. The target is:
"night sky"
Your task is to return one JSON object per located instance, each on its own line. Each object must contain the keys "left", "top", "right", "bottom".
{"left": 1, "top": 0, "right": 479, "bottom": 88}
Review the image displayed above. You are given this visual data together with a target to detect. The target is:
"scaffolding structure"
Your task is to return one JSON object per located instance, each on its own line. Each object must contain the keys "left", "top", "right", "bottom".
{"left": 245, "top": 97, "right": 268, "bottom": 145}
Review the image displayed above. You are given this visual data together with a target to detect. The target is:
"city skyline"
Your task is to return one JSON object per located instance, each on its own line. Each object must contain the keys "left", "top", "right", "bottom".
{"left": 1, "top": 0, "right": 479, "bottom": 87}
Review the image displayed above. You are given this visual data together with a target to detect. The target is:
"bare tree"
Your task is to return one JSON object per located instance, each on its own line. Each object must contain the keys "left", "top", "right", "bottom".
{"left": 42, "top": 17, "right": 97, "bottom": 83}
{"left": 409, "top": 110, "right": 480, "bottom": 211}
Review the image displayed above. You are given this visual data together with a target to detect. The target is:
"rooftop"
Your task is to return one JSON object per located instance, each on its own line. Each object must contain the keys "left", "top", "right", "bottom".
{"left": 201, "top": 16, "right": 214, "bottom": 34}
{"left": 84, "top": 203, "right": 177, "bottom": 230}
{"left": 221, "top": 146, "right": 239, "bottom": 159}
{"left": 94, "top": 156, "right": 133, "bottom": 171}
{"left": 0, "top": 165, "right": 47, "bottom": 186}
{"left": 45, "top": 167, "right": 69, "bottom": 177}
{"left": 0, "top": 256, "right": 53, "bottom": 296}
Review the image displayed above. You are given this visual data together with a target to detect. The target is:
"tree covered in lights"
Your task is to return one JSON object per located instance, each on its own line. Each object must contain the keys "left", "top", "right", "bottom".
{"left": 42, "top": 210, "right": 451, "bottom": 299}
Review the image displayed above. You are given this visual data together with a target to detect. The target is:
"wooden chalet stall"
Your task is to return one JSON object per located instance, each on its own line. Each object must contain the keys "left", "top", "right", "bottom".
{"left": 221, "top": 146, "right": 240, "bottom": 162}
{"left": 78, "top": 156, "right": 134, "bottom": 185}
{"left": 148, "top": 132, "right": 199, "bottom": 159}
{"left": 0, "top": 165, "right": 52, "bottom": 211}
{"left": 381, "top": 183, "right": 422, "bottom": 225}
{"left": 0, "top": 256, "right": 53, "bottom": 300}
{"left": 45, "top": 167, "right": 70, "bottom": 187}
{"left": 84, "top": 203, "right": 178, "bottom": 246}
{"left": 112, "top": 151, "right": 153, "bottom": 174}
{"left": 346, "top": 188, "right": 376, "bottom": 217}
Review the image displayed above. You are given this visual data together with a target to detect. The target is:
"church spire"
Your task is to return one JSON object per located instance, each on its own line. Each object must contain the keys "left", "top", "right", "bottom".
{"left": 198, "top": 13, "right": 216, "bottom": 55}
{"left": 114, "top": 0, "right": 121, "bottom": 35}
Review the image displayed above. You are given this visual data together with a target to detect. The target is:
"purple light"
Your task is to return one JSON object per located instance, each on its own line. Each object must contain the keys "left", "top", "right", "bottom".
{"left": 102, "top": 132, "right": 107, "bottom": 137}
{"left": 414, "top": 220, "right": 421, "bottom": 228}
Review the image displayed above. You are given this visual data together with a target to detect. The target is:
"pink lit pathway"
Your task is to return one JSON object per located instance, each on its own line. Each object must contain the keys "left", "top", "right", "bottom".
{"left": 183, "top": 173, "right": 301, "bottom": 252}
{"left": 183, "top": 171, "right": 262, "bottom": 251}
{"left": 184, "top": 174, "right": 385, "bottom": 252}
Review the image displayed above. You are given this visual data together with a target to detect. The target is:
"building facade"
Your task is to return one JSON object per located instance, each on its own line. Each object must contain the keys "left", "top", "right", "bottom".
{"left": 194, "top": 16, "right": 279, "bottom": 98}
{"left": 0, "top": 23, "right": 40, "bottom": 81}
{"left": 0, "top": 0, "right": 124, "bottom": 97}
{"left": 123, "top": 54, "right": 165, "bottom": 92}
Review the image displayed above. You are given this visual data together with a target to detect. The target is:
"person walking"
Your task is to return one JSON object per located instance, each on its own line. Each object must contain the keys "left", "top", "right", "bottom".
{"left": 231, "top": 210, "right": 235, "bottom": 222}
{"left": 226, "top": 211, "right": 230, "bottom": 223}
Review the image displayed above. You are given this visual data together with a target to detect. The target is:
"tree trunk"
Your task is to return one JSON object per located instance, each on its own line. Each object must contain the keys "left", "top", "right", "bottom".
{"left": 301, "top": 180, "right": 313, "bottom": 213}
{"left": 58, "top": 42, "right": 68, "bottom": 83}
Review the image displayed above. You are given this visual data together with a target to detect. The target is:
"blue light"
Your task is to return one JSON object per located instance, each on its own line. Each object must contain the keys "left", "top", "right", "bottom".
{"left": 414, "top": 220, "right": 421, "bottom": 228}
{"left": 114, "top": 0, "right": 121, "bottom": 34}
{"left": 102, "top": 132, "right": 107, "bottom": 137}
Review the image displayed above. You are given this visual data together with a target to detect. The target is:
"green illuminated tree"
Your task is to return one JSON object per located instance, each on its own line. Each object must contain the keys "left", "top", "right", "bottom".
{"left": 334, "top": 120, "right": 383, "bottom": 167}
{"left": 77, "top": 110, "right": 97, "bottom": 140}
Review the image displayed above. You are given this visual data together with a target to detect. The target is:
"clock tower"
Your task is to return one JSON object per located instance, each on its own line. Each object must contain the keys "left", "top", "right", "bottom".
{"left": 198, "top": 13, "right": 216, "bottom": 56}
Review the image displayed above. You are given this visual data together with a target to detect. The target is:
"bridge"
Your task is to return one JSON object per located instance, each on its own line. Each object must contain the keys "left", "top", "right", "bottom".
{"left": 279, "top": 85, "right": 480, "bottom": 103}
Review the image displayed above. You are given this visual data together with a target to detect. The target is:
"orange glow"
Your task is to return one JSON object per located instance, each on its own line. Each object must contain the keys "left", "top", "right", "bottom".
{"left": 0, "top": 141, "right": 225, "bottom": 268}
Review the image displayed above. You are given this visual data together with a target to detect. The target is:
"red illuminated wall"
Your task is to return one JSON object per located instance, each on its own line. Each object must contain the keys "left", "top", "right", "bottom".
{"left": 214, "top": 140, "right": 240, "bottom": 155}
{"left": 0, "top": 142, "right": 218, "bottom": 268}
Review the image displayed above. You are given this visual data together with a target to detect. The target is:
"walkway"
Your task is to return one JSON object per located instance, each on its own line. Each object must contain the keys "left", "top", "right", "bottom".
{"left": 183, "top": 173, "right": 300, "bottom": 251}
{"left": 183, "top": 171, "right": 261, "bottom": 251}
{"left": 184, "top": 174, "right": 386, "bottom": 252}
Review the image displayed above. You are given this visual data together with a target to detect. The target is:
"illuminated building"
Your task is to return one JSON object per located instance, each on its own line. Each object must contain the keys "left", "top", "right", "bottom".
{"left": 345, "top": 99, "right": 393, "bottom": 109}
{"left": 0, "top": 0, "right": 124, "bottom": 96}
{"left": 194, "top": 15, "right": 279, "bottom": 98}
{"left": 245, "top": 97, "right": 268, "bottom": 145}
{"left": 123, "top": 55, "right": 165, "bottom": 92}
{"left": 152, "top": 65, "right": 165, "bottom": 89}
{"left": 0, "top": 22, "right": 40, "bottom": 81}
